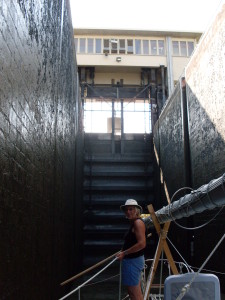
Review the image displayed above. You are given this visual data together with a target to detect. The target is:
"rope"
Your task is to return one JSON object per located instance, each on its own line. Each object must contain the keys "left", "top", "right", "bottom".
{"left": 189, "top": 266, "right": 225, "bottom": 276}
{"left": 121, "top": 295, "right": 129, "bottom": 300}
{"left": 170, "top": 206, "right": 224, "bottom": 230}
{"left": 176, "top": 233, "right": 225, "bottom": 300}
{"left": 84, "top": 274, "right": 119, "bottom": 287}
{"left": 59, "top": 257, "right": 118, "bottom": 300}
{"left": 221, "top": 173, "right": 225, "bottom": 194}
{"left": 119, "top": 260, "right": 122, "bottom": 300}
{"left": 168, "top": 187, "right": 225, "bottom": 230}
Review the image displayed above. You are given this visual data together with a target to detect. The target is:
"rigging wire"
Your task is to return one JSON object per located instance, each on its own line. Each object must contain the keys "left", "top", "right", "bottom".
{"left": 188, "top": 266, "right": 225, "bottom": 276}
{"left": 166, "top": 236, "right": 194, "bottom": 273}
{"left": 59, "top": 257, "right": 118, "bottom": 300}
{"left": 176, "top": 233, "right": 225, "bottom": 300}
{"left": 84, "top": 274, "right": 119, "bottom": 286}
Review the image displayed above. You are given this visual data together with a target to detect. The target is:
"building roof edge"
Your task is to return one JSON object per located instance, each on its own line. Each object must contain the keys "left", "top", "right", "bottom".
{"left": 73, "top": 27, "right": 203, "bottom": 38}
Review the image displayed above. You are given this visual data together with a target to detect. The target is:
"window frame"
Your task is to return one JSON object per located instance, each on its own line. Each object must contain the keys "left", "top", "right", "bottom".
{"left": 150, "top": 40, "right": 157, "bottom": 55}
{"left": 127, "top": 39, "right": 134, "bottom": 54}
{"left": 79, "top": 38, "right": 86, "bottom": 53}
{"left": 143, "top": 40, "right": 149, "bottom": 55}
{"left": 135, "top": 39, "right": 142, "bottom": 55}
{"left": 87, "top": 38, "right": 94, "bottom": 54}
{"left": 119, "top": 39, "right": 126, "bottom": 54}
{"left": 95, "top": 38, "right": 102, "bottom": 54}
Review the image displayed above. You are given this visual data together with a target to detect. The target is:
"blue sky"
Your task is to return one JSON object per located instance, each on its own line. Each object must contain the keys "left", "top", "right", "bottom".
{"left": 69, "top": 0, "right": 223, "bottom": 32}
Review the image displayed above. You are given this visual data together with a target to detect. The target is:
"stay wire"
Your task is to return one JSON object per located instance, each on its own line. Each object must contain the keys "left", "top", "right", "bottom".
{"left": 166, "top": 236, "right": 194, "bottom": 273}
{"left": 189, "top": 265, "right": 225, "bottom": 276}
{"left": 176, "top": 233, "right": 225, "bottom": 300}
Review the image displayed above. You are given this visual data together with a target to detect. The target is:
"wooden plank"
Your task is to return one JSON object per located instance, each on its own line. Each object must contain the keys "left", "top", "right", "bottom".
{"left": 144, "top": 205, "right": 178, "bottom": 299}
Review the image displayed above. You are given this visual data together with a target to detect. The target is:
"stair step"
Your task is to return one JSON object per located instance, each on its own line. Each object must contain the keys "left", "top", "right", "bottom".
{"left": 84, "top": 210, "right": 124, "bottom": 221}
{"left": 83, "top": 193, "right": 154, "bottom": 203}
{"left": 84, "top": 156, "right": 153, "bottom": 163}
{"left": 84, "top": 239, "right": 123, "bottom": 246}
{"left": 84, "top": 186, "right": 153, "bottom": 191}
{"left": 82, "top": 133, "right": 154, "bottom": 271}
{"left": 84, "top": 171, "right": 152, "bottom": 177}
{"left": 84, "top": 224, "right": 129, "bottom": 232}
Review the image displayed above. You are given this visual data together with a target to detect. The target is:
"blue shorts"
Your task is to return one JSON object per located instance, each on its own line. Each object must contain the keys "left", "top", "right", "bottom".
{"left": 121, "top": 255, "right": 145, "bottom": 286}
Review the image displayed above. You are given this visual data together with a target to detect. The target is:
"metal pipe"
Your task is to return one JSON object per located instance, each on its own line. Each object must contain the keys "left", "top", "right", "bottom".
{"left": 112, "top": 99, "right": 115, "bottom": 154}
{"left": 160, "top": 65, "right": 166, "bottom": 106}
{"left": 143, "top": 174, "right": 225, "bottom": 227}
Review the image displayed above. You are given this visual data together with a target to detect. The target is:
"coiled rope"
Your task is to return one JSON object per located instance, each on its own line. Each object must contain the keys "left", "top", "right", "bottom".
{"left": 168, "top": 186, "right": 224, "bottom": 230}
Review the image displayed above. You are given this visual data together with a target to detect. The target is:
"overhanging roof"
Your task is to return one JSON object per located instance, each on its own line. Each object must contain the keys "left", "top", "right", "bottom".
{"left": 74, "top": 28, "right": 202, "bottom": 39}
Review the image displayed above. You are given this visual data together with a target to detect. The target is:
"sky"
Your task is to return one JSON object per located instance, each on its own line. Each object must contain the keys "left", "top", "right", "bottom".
{"left": 69, "top": 0, "right": 223, "bottom": 32}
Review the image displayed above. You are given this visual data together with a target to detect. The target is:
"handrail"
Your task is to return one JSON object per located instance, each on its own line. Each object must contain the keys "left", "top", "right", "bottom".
{"left": 59, "top": 257, "right": 119, "bottom": 300}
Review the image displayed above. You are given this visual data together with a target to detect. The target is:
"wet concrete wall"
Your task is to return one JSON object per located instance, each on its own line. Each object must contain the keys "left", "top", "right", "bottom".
{"left": 153, "top": 2, "right": 225, "bottom": 291}
{"left": 185, "top": 3, "right": 225, "bottom": 291}
{"left": 153, "top": 78, "right": 191, "bottom": 267}
{"left": 153, "top": 81, "right": 186, "bottom": 198}
{"left": 0, "top": 0, "right": 82, "bottom": 299}
{"left": 154, "top": 4, "right": 225, "bottom": 291}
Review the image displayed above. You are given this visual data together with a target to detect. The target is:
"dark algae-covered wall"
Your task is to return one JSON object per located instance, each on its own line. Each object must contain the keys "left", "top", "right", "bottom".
{"left": 0, "top": 0, "right": 82, "bottom": 299}
{"left": 154, "top": 2, "right": 225, "bottom": 292}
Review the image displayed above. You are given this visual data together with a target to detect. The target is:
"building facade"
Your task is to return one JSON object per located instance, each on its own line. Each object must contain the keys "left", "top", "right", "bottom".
{"left": 74, "top": 28, "right": 202, "bottom": 134}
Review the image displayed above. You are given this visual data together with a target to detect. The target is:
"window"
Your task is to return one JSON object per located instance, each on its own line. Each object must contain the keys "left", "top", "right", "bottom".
{"left": 158, "top": 40, "right": 165, "bottom": 55}
{"left": 143, "top": 40, "right": 149, "bottom": 55}
{"left": 172, "top": 40, "right": 194, "bottom": 56}
{"left": 88, "top": 38, "right": 94, "bottom": 53}
{"left": 95, "top": 39, "right": 101, "bottom": 53}
{"left": 84, "top": 99, "right": 151, "bottom": 133}
{"left": 150, "top": 40, "right": 157, "bottom": 55}
{"left": 84, "top": 99, "right": 112, "bottom": 133}
{"left": 111, "top": 39, "right": 118, "bottom": 54}
{"left": 80, "top": 38, "right": 86, "bottom": 53}
{"left": 135, "top": 39, "right": 141, "bottom": 54}
{"left": 76, "top": 37, "right": 193, "bottom": 57}
{"left": 180, "top": 41, "right": 187, "bottom": 56}
{"left": 127, "top": 39, "right": 133, "bottom": 54}
{"left": 188, "top": 41, "right": 194, "bottom": 56}
{"left": 123, "top": 100, "right": 151, "bottom": 133}
{"left": 103, "top": 39, "right": 110, "bottom": 54}
{"left": 172, "top": 41, "right": 179, "bottom": 55}
{"left": 74, "top": 38, "right": 78, "bottom": 52}
{"left": 119, "top": 39, "right": 125, "bottom": 54}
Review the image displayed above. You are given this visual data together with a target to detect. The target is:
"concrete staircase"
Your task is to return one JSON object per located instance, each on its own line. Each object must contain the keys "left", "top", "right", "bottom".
{"left": 82, "top": 133, "right": 155, "bottom": 267}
